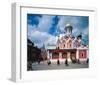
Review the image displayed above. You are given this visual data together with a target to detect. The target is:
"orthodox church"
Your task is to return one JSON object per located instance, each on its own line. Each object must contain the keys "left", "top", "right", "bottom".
{"left": 47, "top": 23, "right": 88, "bottom": 62}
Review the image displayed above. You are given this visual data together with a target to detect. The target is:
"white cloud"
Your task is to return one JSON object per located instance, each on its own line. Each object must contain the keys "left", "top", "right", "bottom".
{"left": 28, "top": 15, "right": 55, "bottom": 34}
{"left": 82, "top": 27, "right": 89, "bottom": 35}
{"left": 72, "top": 27, "right": 81, "bottom": 36}
{"left": 57, "top": 16, "right": 68, "bottom": 32}
{"left": 71, "top": 17, "right": 80, "bottom": 25}
{"left": 27, "top": 15, "right": 58, "bottom": 48}
{"left": 82, "top": 27, "right": 89, "bottom": 42}
{"left": 37, "top": 15, "right": 54, "bottom": 32}
{"left": 28, "top": 28, "right": 57, "bottom": 48}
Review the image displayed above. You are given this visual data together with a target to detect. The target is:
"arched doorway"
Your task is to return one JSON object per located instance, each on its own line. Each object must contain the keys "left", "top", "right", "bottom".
{"left": 70, "top": 51, "right": 76, "bottom": 63}
{"left": 62, "top": 53, "right": 67, "bottom": 59}
{"left": 52, "top": 52, "right": 59, "bottom": 59}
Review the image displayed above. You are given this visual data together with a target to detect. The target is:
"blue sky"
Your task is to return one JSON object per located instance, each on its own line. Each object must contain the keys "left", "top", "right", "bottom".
{"left": 27, "top": 14, "right": 89, "bottom": 48}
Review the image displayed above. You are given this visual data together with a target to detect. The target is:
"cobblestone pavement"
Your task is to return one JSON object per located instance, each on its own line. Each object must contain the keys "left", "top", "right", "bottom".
{"left": 31, "top": 61, "right": 88, "bottom": 71}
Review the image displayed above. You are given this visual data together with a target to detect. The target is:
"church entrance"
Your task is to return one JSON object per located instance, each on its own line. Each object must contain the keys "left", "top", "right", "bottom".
{"left": 70, "top": 51, "right": 76, "bottom": 63}
{"left": 62, "top": 53, "right": 67, "bottom": 59}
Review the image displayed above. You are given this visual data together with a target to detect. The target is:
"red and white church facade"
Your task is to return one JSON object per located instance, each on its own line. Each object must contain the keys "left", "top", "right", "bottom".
{"left": 47, "top": 23, "right": 88, "bottom": 62}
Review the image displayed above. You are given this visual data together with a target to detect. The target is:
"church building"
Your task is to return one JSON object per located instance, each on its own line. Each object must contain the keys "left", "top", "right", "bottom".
{"left": 47, "top": 23, "right": 88, "bottom": 63}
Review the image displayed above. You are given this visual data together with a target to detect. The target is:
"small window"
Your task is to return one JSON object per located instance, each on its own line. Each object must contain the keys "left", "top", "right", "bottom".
{"left": 82, "top": 53, "right": 84, "bottom": 57}
{"left": 70, "top": 44, "right": 71, "bottom": 47}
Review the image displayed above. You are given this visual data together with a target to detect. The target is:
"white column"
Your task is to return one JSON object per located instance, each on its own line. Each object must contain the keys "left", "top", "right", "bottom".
{"left": 76, "top": 49, "right": 79, "bottom": 60}
{"left": 59, "top": 52, "right": 62, "bottom": 59}
{"left": 67, "top": 52, "right": 71, "bottom": 62}
{"left": 50, "top": 53, "right": 52, "bottom": 59}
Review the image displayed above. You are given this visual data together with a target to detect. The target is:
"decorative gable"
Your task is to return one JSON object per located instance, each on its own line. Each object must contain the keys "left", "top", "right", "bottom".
{"left": 67, "top": 39, "right": 72, "bottom": 48}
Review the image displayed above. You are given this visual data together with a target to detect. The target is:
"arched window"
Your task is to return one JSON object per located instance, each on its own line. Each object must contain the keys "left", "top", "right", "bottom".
{"left": 70, "top": 44, "right": 71, "bottom": 48}
{"left": 81, "top": 52, "right": 84, "bottom": 58}
{"left": 79, "top": 51, "right": 85, "bottom": 58}
{"left": 67, "top": 40, "right": 72, "bottom": 48}
{"left": 62, "top": 53, "right": 67, "bottom": 58}
{"left": 52, "top": 52, "right": 59, "bottom": 59}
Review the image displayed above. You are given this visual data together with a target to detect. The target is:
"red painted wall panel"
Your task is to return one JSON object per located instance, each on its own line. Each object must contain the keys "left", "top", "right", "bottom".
{"left": 79, "top": 50, "right": 87, "bottom": 58}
